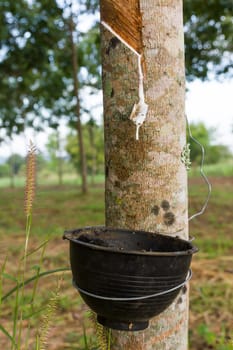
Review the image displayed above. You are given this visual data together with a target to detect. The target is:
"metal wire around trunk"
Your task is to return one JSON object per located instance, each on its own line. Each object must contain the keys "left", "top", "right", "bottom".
{"left": 72, "top": 269, "right": 192, "bottom": 301}
{"left": 186, "top": 115, "right": 212, "bottom": 221}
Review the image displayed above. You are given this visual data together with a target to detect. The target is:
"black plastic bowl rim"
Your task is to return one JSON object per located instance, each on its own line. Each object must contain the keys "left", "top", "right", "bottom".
{"left": 63, "top": 226, "right": 198, "bottom": 257}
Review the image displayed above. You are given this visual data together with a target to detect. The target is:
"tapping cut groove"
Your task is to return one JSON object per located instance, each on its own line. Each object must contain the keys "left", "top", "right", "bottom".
{"left": 100, "top": 0, "right": 143, "bottom": 55}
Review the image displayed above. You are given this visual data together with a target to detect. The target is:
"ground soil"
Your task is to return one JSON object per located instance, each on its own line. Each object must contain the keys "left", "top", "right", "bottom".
{"left": 0, "top": 177, "right": 232, "bottom": 349}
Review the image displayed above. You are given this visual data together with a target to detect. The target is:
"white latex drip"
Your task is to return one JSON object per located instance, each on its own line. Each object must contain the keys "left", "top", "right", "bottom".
{"left": 101, "top": 21, "right": 148, "bottom": 140}
{"left": 129, "top": 54, "right": 148, "bottom": 140}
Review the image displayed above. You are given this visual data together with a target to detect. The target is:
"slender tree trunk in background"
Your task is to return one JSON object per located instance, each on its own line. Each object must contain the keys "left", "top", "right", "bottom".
{"left": 9, "top": 164, "right": 15, "bottom": 188}
{"left": 101, "top": 0, "right": 188, "bottom": 349}
{"left": 88, "top": 122, "right": 97, "bottom": 185}
{"left": 68, "top": 15, "right": 88, "bottom": 194}
{"left": 9, "top": 146, "right": 15, "bottom": 188}
{"left": 56, "top": 130, "right": 63, "bottom": 186}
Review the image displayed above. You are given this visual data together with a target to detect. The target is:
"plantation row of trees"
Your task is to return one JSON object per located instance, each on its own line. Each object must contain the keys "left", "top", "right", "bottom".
{"left": 0, "top": 121, "right": 104, "bottom": 184}
{"left": 0, "top": 0, "right": 232, "bottom": 190}
{"left": 0, "top": 122, "right": 231, "bottom": 186}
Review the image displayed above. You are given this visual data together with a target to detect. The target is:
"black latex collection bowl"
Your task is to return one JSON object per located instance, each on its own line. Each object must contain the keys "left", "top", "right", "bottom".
{"left": 63, "top": 226, "right": 197, "bottom": 331}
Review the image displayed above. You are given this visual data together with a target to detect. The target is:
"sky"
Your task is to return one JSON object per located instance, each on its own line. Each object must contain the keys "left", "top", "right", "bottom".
{"left": 0, "top": 79, "right": 232, "bottom": 159}
{"left": 186, "top": 79, "right": 233, "bottom": 150}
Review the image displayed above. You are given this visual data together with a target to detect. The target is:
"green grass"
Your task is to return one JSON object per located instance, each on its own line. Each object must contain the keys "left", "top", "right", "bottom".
{"left": 189, "top": 160, "right": 233, "bottom": 177}
{"left": 0, "top": 173, "right": 105, "bottom": 188}
{"left": 0, "top": 177, "right": 232, "bottom": 349}
{"left": 0, "top": 159, "right": 232, "bottom": 189}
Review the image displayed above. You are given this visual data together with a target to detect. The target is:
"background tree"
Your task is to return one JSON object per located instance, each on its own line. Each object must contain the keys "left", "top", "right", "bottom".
{"left": 0, "top": 163, "right": 10, "bottom": 178}
{"left": 0, "top": 0, "right": 66, "bottom": 134}
{"left": 66, "top": 121, "right": 104, "bottom": 179}
{"left": 6, "top": 153, "right": 24, "bottom": 187}
{"left": 0, "top": 0, "right": 101, "bottom": 193}
{"left": 188, "top": 122, "right": 232, "bottom": 164}
{"left": 46, "top": 131, "right": 65, "bottom": 185}
{"left": 7, "top": 154, "right": 24, "bottom": 176}
{"left": 184, "top": 0, "right": 233, "bottom": 80}
{"left": 86, "top": 117, "right": 100, "bottom": 184}
{"left": 1, "top": 0, "right": 232, "bottom": 136}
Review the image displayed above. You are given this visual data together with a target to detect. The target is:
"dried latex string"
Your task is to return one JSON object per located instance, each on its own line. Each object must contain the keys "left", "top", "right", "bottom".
{"left": 129, "top": 54, "right": 148, "bottom": 140}
{"left": 101, "top": 21, "right": 148, "bottom": 140}
{"left": 101, "top": 22, "right": 211, "bottom": 220}
{"left": 186, "top": 115, "right": 212, "bottom": 221}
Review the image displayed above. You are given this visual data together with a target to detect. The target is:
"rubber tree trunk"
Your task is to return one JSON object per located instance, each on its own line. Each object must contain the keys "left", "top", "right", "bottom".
{"left": 56, "top": 130, "right": 63, "bottom": 186}
{"left": 101, "top": 1, "right": 188, "bottom": 349}
{"left": 87, "top": 121, "right": 97, "bottom": 185}
{"left": 69, "top": 15, "right": 88, "bottom": 194}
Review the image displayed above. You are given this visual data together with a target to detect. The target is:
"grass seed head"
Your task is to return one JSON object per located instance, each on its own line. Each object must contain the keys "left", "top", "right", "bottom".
{"left": 25, "top": 141, "right": 36, "bottom": 217}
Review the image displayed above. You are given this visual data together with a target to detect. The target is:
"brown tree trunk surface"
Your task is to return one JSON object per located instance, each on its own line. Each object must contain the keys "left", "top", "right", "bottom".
{"left": 56, "top": 131, "right": 63, "bottom": 186}
{"left": 101, "top": 0, "right": 188, "bottom": 349}
{"left": 69, "top": 15, "right": 88, "bottom": 194}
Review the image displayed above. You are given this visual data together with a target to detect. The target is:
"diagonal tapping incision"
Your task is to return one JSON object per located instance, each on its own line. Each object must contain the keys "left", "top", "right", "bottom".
{"left": 100, "top": 0, "right": 143, "bottom": 55}
{"left": 101, "top": 0, "right": 148, "bottom": 140}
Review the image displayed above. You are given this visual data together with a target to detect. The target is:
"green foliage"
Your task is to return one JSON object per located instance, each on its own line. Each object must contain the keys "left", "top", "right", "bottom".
{"left": 0, "top": 179, "right": 232, "bottom": 348}
{"left": 205, "top": 145, "right": 232, "bottom": 164}
{"left": 197, "top": 324, "right": 233, "bottom": 350}
{"left": 0, "top": 0, "right": 101, "bottom": 136}
{"left": 188, "top": 122, "right": 232, "bottom": 164}
{"left": 66, "top": 121, "right": 104, "bottom": 175}
{"left": 0, "top": 163, "right": 10, "bottom": 177}
{"left": 0, "top": 0, "right": 232, "bottom": 138}
{"left": 45, "top": 131, "right": 66, "bottom": 185}
{"left": 184, "top": 0, "right": 233, "bottom": 80}
{"left": 78, "top": 24, "right": 101, "bottom": 90}
{"left": 0, "top": 145, "right": 68, "bottom": 349}
{"left": 0, "top": 0, "right": 67, "bottom": 134}
{"left": 7, "top": 154, "right": 24, "bottom": 175}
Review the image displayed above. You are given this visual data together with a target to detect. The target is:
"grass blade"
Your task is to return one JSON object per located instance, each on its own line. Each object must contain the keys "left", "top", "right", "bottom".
{"left": 11, "top": 282, "right": 19, "bottom": 350}
{"left": 31, "top": 240, "right": 48, "bottom": 304}
{"left": 2, "top": 273, "right": 18, "bottom": 283}
{"left": 0, "top": 324, "right": 17, "bottom": 347}
{"left": 1, "top": 268, "right": 70, "bottom": 303}
{"left": 0, "top": 257, "right": 7, "bottom": 310}
{"left": 21, "top": 239, "right": 49, "bottom": 260}
{"left": 83, "top": 325, "right": 89, "bottom": 350}
{"left": 35, "top": 334, "right": 40, "bottom": 350}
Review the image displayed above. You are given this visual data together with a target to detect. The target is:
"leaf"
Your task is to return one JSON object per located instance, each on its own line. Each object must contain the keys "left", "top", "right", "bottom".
{"left": 1, "top": 267, "right": 70, "bottom": 302}
{"left": 2, "top": 273, "right": 18, "bottom": 283}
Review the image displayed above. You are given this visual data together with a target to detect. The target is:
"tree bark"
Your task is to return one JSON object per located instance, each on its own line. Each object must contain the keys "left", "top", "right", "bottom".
{"left": 101, "top": 0, "right": 188, "bottom": 349}
{"left": 87, "top": 121, "right": 97, "bottom": 185}
{"left": 56, "top": 130, "right": 63, "bottom": 186}
{"left": 69, "top": 15, "right": 88, "bottom": 194}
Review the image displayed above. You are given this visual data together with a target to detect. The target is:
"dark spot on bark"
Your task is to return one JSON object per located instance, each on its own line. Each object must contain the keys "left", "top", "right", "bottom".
{"left": 182, "top": 285, "right": 187, "bottom": 294}
{"left": 161, "top": 200, "right": 170, "bottom": 211}
{"left": 105, "top": 166, "right": 109, "bottom": 178}
{"left": 163, "top": 212, "right": 175, "bottom": 226}
{"left": 106, "top": 37, "right": 120, "bottom": 55}
{"left": 111, "top": 88, "right": 114, "bottom": 98}
{"left": 177, "top": 297, "right": 182, "bottom": 304}
{"left": 115, "top": 164, "right": 131, "bottom": 182}
{"left": 151, "top": 205, "right": 160, "bottom": 215}
{"left": 114, "top": 180, "right": 120, "bottom": 188}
